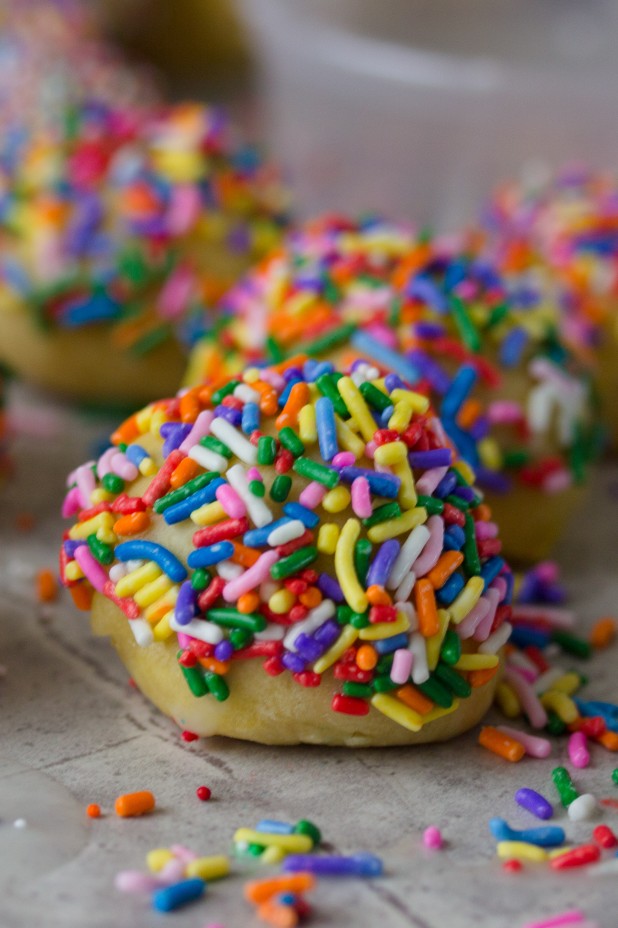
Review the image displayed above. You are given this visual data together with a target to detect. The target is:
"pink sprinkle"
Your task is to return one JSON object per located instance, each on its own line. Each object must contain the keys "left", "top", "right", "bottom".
{"left": 299, "top": 481, "right": 328, "bottom": 509}
{"left": 423, "top": 826, "right": 443, "bottom": 850}
{"left": 521, "top": 910, "right": 586, "bottom": 928}
{"left": 496, "top": 725, "right": 552, "bottom": 759}
{"left": 390, "top": 649, "right": 413, "bottom": 685}
{"left": 568, "top": 731, "right": 590, "bottom": 769}
{"left": 535, "top": 562, "right": 559, "bottom": 584}
{"left": 456, "top": 596, "right": 491, "bottom": 640}
{"left": 351, "top": 477, "right": 372, "bottom": 519}
{"left": 110, "top": 452, "right": 138, "bottom": 482}
{"left": 96, "top": 447, "right": 117, "bottom": 479}
{"left": 216, "top": 484, "right": 246, "bottom": 519}
{"left": 367, "top": 321, "right": 398, "bottom": 349}
{"left": 487, "top": 401, "right": 524, "bottom": 425}
{"left": 510, "top": 605, "right": 575, "bottom": 629}
{"left": 177, "top": 632, "right": 193, "bottom": 649}
{"left": 222, "top": 551, "right": 280, "bottom": 602}
{"left": 503, "top": 668, "right": 548, "bottom": 729}
{"left": 61, "top": 486, "right": 82, "bottom": 519}
{"left": 74, "top": 546, "right": 108, "bottom": 593}
{"left": 179, "top": 411, "right": 214, "bottom": 454}
{"left": 416, "top": 466, "right": 448, "bottom": 496}
{"left": 75, "top": 462, "right": 96, "bottom": 509}
{"left": 473, "top": 587, "right": 501, "bottom": 641}
{"left": 115, "top": 870, "right": 161, "bottom": 893}
{"left": 413, "top": 515, "right": 444, "bottom": 577}
{"left": 332, "top": 451, "right": 356, "bottom": 469}
{"left": 259, "top": 368, "right": 285, "bottom": 390}
{"left": 157, "top": 265, "right": 195, "bottom": 320}
{"left": 167, "top": 185, "right": 201, "bottom": 235}
{"left": 247, "top": 467, "right": 262, "bottom": 483}
{"left": 158, "top": 858, "right": 187, "bottom": 884}
{"left": 474, "top": 520, "right": 499, "bottom": 540}
{"left": 542, "top": 470, "right": 572, "bottom": 494}
{"left": 169, "top": 844, "right": 198, "bottom": 863}
{"left": 364, "top": 441, "right": 377, "bottom": 459}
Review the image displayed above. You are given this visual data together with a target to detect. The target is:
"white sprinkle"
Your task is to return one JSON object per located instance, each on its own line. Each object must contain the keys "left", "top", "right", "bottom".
{"left": 254, "top": 622, "right": 286, "bottom": 642}
{"left": 234, "top": 384, "right": 261, "bottom": 404}
{"left": 567, "top": 794, "right": 598, "bottom": 822}
{"left": 188, "top": 444, "right": 228, "bottom": 473}
{"left": 267, "top": 519, "right": 305, "bottom": 547}
{"left": 168, "top": 614, "right": 224, "bottom": 645}
{"left": 409, "top": 633, "right": 429, "bottom": 684}
{"left": 387, "top": 525, "right": 430, "bottom": 590}
{"left": 129, "top": 618, "right": 154, "bottom": 647}
{"left": 478, "top": 622, "right": 512, "bottom": 655}
{"left": 13, "top": 819, "right": 27, "bottom": 829}
{"left": 179, "top": 410, "right": 214, "bottom": 454}
{"left": 226, "top": 463, "right": 273, "bottom": 528}
{"left": 210, "top": 418, "right": 257, "bottom": 465}
{"left": 394, "top": 571, "right": 416, "bottom": 603}
{"left": 109, "top": 563, "right": 129, "bottom": 583}
{"left": 395, "top": 601, "right": 418, "bottom": 632}
{"left": 283, "top": 600, "right": 336, "bottom": 651}
{"left": 215, "top": 561, "right": 243, "bottom": 581}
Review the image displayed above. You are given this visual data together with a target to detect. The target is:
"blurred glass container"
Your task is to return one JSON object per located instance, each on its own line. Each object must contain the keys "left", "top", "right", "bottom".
{"left": 239, "top": 0, "right": 618, "bottom": 229}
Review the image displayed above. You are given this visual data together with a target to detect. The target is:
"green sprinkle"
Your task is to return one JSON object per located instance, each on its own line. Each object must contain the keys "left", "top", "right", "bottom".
{"left": 360, "top": 381, "right": 392, "bottom": 413}
{"left": 270, "top": 474, "right": 292, "bottom": 503}
{"left": 249, "top": 480, "right": 265, "bottom": 497}
{"left": 551, "top": 766, "right": 579, "bottom": 807}
{"left": 293, "top": 819, "right": 322, "bottom": 847}
{"left": 87, "top": 533, "right": 114, "bottom": 565}
{"left": 416, "top": 495, "right": 444, "bottom": 516}
{"left": 200, "top": 435, "right": 233, "bottom": 458}
{"left": 298, "top": 322, "right": 357, "bottom": 358}
{"left": 387, "top": 294, "right": 403, "bottom": 328}
{"left": 118, "top": 247, "right": 149, "bottom": 287}
{"left": 102, "top": 473, "right": 124, "bottom": 494}
{"left": 206, "top": 608, "right": 267, "bottom": 634}
{"left": 503, "top": 450, "right": 530, "bottom": 469}
{"left": 190, "top": 569, "right": 211, "bottom": 591}
{"left": 211, "top": 380, "right": 241, "bottom": 405}
{"left": 278, "top": 426, "right": 305, "bottom": 458}
{"left": 440, "top": 629, "right": 462, "bottom": 665}
{"left": 154, "top": 472, "right": 218, "bottom": 513}
{"left": 316, "top": 373, "right": 349, "bottom": 418}
{"left": 293, "top": 457, "right": 339, "bottom": 488}
{"left": 270, "top": 546, "right": 318, "bottom": 580}
{"left": 247, "top": 843, "right": 264, "bottom": 857}
{"left": 445, "top": 493, "right": 470, "bottom": 511}
{"left": 551, "top": 630, "right": 592, "bottom": 659}
{"left": 450, "top": 295, "right": 481, "bottom": 353}
{"left": 463, "top": 514, "right": 481, "bottom": 577}
{"left": 433, "top": 662, "right": 471, "bottom": 698}
{"left": 342, "top": 682, "right": 373, "bottom": 699}
{"left": 545, "top": 710, "right": 567, "bottom": 736}
{"left": 336, "top": 604, "right": 353, "bottom": 626}
{"left": 229, "top": 628, "right": 253, "bottom": 650}
{"left": 178, "top": 653, "right": 208, "bottom": 698}
{"left": 372, "top": 674, "right": 400, "bottom": 694}
{"left": 257, "top": 436, "right": 277, "bottom": 465}
{"left": 416, "top": 675, "right": 454, "bottom": 708}
{"left": 375, "top": 655, "right": 394, "bottom": 675}
{"left": 265, "top": 335, "right": 284, "bottom": 363}
{"left": 362, "top": 502, "right": 401, "bottom": 528}
{"left": 612, "top": 769, "right": 618, "bottom": 787}
{"left": 349, "top": 610, "right": 369, "bottom": 629}
{"left": 354, "top": 538, "right": 372, "bottom": 586}
{"left": 486, "top": 302, "right": 510, "bottom": 329}
{"left": 204, "top": 672, "right": 230, "bottom": 702}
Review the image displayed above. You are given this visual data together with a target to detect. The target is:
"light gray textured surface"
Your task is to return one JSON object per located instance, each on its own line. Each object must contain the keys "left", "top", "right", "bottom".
{"left": 1, "top": 381, "right": 617, "bottom": 928}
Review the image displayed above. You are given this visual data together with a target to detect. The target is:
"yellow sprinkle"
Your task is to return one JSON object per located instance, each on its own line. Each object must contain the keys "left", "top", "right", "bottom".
{"left": 243, "top": 367, "right": 261, "bottom": 384}
{"left": 335, "top": 519, "right": 368, "bottom": 614}
{"left": 90, "top": 488, "right": 115, "bottom": 505}
{"left": 477, "top": 437, "right": 503, "bottom": 471}
{"left": 548, "top": 846, "right": 578, "bottom": 860}
{"left": 388, "top": 400, "right": 413, "bottom": 432}
{"left": 317, "top": 522, "right": 340, "bottom": 555}
{"left": 135, "top": 405, "right": 154, "bottom": 432}
{"left": 146, "top": 849, "right": 174, "bottom": 873}
{"left": 269, "top": 589, "right": 296, "bottom": 614}
{"left": 370, "top": 693, "right": 423, "bottom": 731}
{"left": 322, "top": 485, "right": 351, "bottom": 513}
{"left": 96, "top": 526, "right": 118, "bottom": 546}
{"left": 185, "top": 855, "right": 231, "bottom": 881}
{"left": 149, "top": 409, "right": 168, "bottom": 436}
{"left": 391, "top": 456, "right": 417, "bottom": 509}
{"left": 334, "top": 414, "right": 365, "bottom": 458}
{"left": 426, "top": 609, "right": 451, "bottom": 671}
{"left": 495, "top": 681, "right": 522, "bottom": 718}
{"left": 449, "top": 576, "right": 485, "bottom": 624}
{"left": 337, "top": 376, "right": 377, "bottom": 443}
{"left": 133, "top": 574, "right": 174, "bottom": 608}
{"left": 115, "top": 561, "right": 162, "bottom": 598}
{"left": 373, "top": 441, "right": 408, "bottom": 466}
{"left": 367, "top": 506, "right": 427, "bottom": 543}
{"left": 139, "top": 458, "right": 157, "bottom": 477}
{"left": 69, "top": 510, "right": 115, "bottom": 541}
{"left": 286, "top": 289, "right": 316, "bottom": 317}
{"left": 452, "top": 460, "right": 476, "bottom": 486}
{"left": 454, "top": 653, "right": 500, "bottom": 671}
{"left": 143, "top": 586, "right": 178, "bottom": 623}
{"left": 313, "top": 626, "right": 358, "bottom": 674}
{"left": 549, "top": 672, "right": 582, "bottom": 696}
{"left": 191, "top": 500, "right": 226, "bottom": 526}
{"left": 496, "top": 842, "right": 548, "bottom": 863}
{"left": 64, "top": 561, "right": 85, "bottom": 582}
{"left": 233, "top": 829, "right": 313, "bottom": 853}
{"left": 420, "top": 699, "right": 460, "bottom": 726}
{"left": 359, "top": 611, "right": 410, "bottom": 641}
{"left": 390, "top": 388, "right": 430, "bottom": 414}
{"left": 298, "top": 404, "right": 317, "bottom": 444}
{"left": 539, "top": 690, "right": 579, "bottom": 724}
{"left": 152, "top": 611, "right": 174, "bottom": 641}
{"left": 260, "top": 845, "right": 286, "bottom": 865}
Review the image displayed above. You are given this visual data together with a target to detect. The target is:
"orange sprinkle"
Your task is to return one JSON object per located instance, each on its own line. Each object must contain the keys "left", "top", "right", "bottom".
{"left": 36, "top": 568, "right": 58, "bottom": 603}
{"left": 473, "top": 503, "right": 493, "bottom": 522}
{"left": 70, "top": 584, "right": 93, "bottom": 611}
{"left": 271, "top": 353, "right": 309, "bottom": 375}
{"left": 414, "top": 579, "right": 440, "bottom": 637}
{"left": 457, "top": 398, "right": 483, "bottom": 431}
{"left": 198, "top": 656, "right": 230, "bottom": 675}
{"left": 252, "top": 380, "right": 279, "bottom": 416}
{"left": 396, "top": 683, "right": 434, "bottom": 715}
{"left": 590, "top": 617, "right": 617, "bottom": 649}
{"left": 275, "top": 382, "right": 310, "bottom": 430}
{"left": 113, "top": 511, "right": 150, "bottom": 536}
{"left": 596, "top": 730, "right": 618, "bottom": 752}
{"left": 145, "top": 602, "right": 174, "bottom": 625}
{"left": 299, "top": 587, "right": 322, "bottom": 609}
{"left": 469, "top": 665, "right": 499, "bottom": 688}
{"left": 356, "top": 644, "right": 378, "bottom": 671}
{"left": 256, "top": 899, "right": 298, "bottom": 928}
{"left": 237, "top": 592, "right": 260, "bottom": 614}
{"left": 198, "top": 374, "right": 230, "bottom": 406}
{"left": 114, "top": 790, "right": 155, "bottom": 818}
{"left": 86, "top": 803, "right": 101, "bottom": 818}
{"left": 179, "top": 389, "right": 202, "bottom": 424}
{"left": 231, "top": 542, "right": 261, "bottom": 568}
{"left": 111, "top": 414, "right": 140, "bottom": 447}
{"left": 426, "top": 551, "right": 464, "bottom": 589}
{"left": 170, "top": 457, "right": 201, "bottom": 489}
{"left": 478, "top": 726, "right": 525, "bottom": 762}
{"left": 244, "top": 873, "right": 316, "bottom": 905}
{"left": 366, "top": 585, "right": 392, "bottom": 606}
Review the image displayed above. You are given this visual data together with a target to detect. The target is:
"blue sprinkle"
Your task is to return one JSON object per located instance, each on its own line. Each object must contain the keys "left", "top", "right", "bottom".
{"left": 441, "top": 364, "right": 477, "bottom": 420}
{"left": 283, "top": 502, "right": 320, "bottom": 529}
{"left": 480, "top": 556, "right": 505, "bottom": 588}
{"left": 443, "top": 525, "right": 466, "bottom": 551}
{"left": 488, "top": 818, "right": 565, "bottom": 848}
{"left": 315, "top": 396, "right": 338, "bottom": 462}
{"left": 256, "top": 820, "right": 295, "bottom": 835}
{"left": 509, "top": 626, "right": 551, "bottom": 649}
{"left": 60, "top": 291, "right": 121, "bottom": 327}
{"left": 374, "top": 632, "right": 409, "bottom": 655}
{"left": 152, "top": 878, "right": 206, "bottom": 913}
{"left": 278, "top": 375, "right": 302, "bottom": 408}
{"left": 241, "top": 401, "right": 260, "bottom": 435}
{"left": 339, "top": 466, "right": 400, "bottom": 498}
{"left": 350, "top": 330, "right": 421, "bottom": 385}
{"left": 436, "top": 572, "right": 465, "bottom": 605}
{"left": 115, "top": 540, "right": 187, "bottom": 582}
{"left": 366, "top": 539, "right": 401, "bottom": 587}
{"left": 125, "top": 443, "right": 150, "bottom": 468}
{"left": 187, "top": 541, "right": 235, "bottom": 569}
{"left": 163, "top": 479, "right": 224, "bottom": 525}
{"left": 500, "top": 327, "right": 529, "bottom": 368}
{"left": 244, "top": 517, "right": 290, "bottom": 547}
{"left": 441, "top": 418, "right": 480, "bottom": 469}
{"left": 408, "top": 448, "right": 452, "bottom": 469}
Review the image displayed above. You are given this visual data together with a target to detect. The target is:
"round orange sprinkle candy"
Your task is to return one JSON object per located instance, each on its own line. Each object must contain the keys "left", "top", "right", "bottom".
{"left": 590, "top": 617, "right": 617, "bottom": 649}
{"left": 356, "top": 644, "right": 378, "bottom": 671}
{"left": 86, "top": 803, "right": 101, "bottom": 818}
{"left": 366, "top": 585, "right": 392, "bottom": 606}
{"left": 36, "top": 568, "right": 58, "bottom": 603}
{"left": 299, "top": 587, "right": 322, "bottom": 609}
{"left": 237, "top": 592, "right": 260, "bottom": 614}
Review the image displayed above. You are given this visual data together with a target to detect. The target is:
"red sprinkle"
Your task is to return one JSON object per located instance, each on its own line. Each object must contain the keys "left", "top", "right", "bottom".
{"left": 593, "top": 825, "right": 618, "bottom": 848}
{"left": 197, "top": 577, "right": 226, "bottom": 612}
{"left": 142, "top": 450, "right": 184, "bottom": 506}
{"left": 293, "top": 671, "right": 321, "bottom": 687}
{"left": 502, "top": 859, "right": 523, "bottom": 873}
{"left": 550, "top": 844, "right": 600, "bottom": 870}
{"left": 193, "top": 518, "right": 250, "bottom": 547}
{"left": 196, "top": 786, "right": 212, "bottom": 802}
{"left": 332, "top": 694, "right": 370, "bottom": 716}
{"left": 181, "top": 730, "right": 200, "bottom": 742}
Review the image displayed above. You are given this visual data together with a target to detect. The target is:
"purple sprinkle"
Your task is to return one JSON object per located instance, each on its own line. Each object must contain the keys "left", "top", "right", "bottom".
{"left": 215, "top": 640, "right": 234, "bottom": 661}
{"left": 474, "top": 467, "right": 511, "bottom": 495}
{"left": 64, "top": 539, "right": 84, "bottom": 557}
{"left": 469, "top": 416, "right": 490, "bottom": 441}
{"left": 452, "top": 485, "right": 475, "bottom": 503}
{"left": 294, "top": 634, "right": 324, "bottom": 663}
{"left": 384, "top": 373, "right": 404, "bottom": 393}
{"left": 366, "top": 539, "right": 401, "bottom": 587}
{"left": 406, "top": 350, "right": 451, "bottom": 395}
{"left": 318, "top": 573, "right": 344, "bottom": 603}
{"left": 434, "top": 471, "right": 458, "bottom": 499}
{"left": 412, "top": 321, "right": 445, "bottom": 340}
{"left": 282, "top": 652, "right": 307, "bottom": 674}
{"left": 174, "top": 581, "right": 198, "bottom": 626}
{"left": 408, "top": 449, "right": 452, "bottom": 469}
{"left": 214, "top": 405, "right": 242, "bottom": 426}
{"left": 313, "top": 618, "right": 340, "bottom": 648}
{"left": 339, "top": 466, "right": 400, "bottom": 498}
{"left": 283, "top": 366, "right": 304, "bottom": 383}
{"left": 162, "top": 423, "right": 192, "bottom": 457}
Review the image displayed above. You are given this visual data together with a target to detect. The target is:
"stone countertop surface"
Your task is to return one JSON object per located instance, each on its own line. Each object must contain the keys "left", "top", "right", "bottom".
{"left": 1, "top": 382, "right": 616, "bottom": 928}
